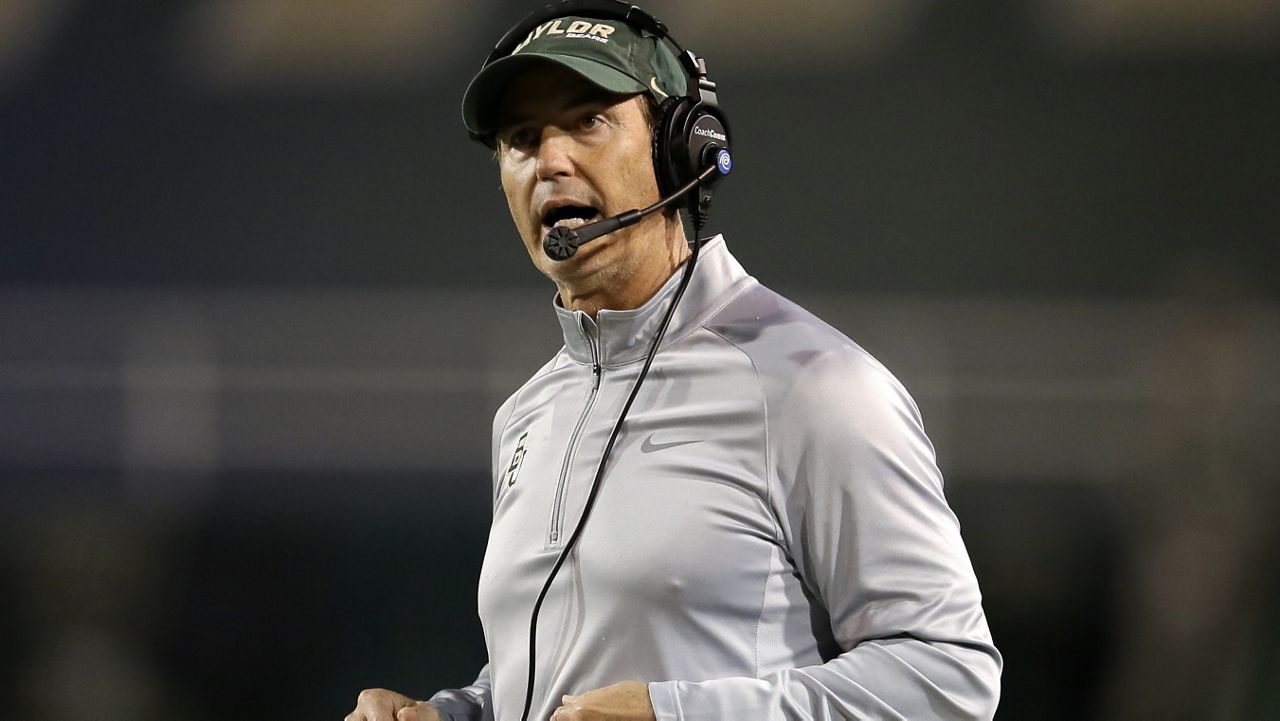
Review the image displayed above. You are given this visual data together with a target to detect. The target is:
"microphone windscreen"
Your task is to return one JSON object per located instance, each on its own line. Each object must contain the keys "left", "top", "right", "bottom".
{"left": 543, "top": 226, "right": 580, "bottom": 260}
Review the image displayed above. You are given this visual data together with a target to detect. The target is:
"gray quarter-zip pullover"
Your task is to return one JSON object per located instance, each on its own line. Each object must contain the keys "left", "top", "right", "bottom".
{"left": 429, "top": 236, "right": 1001, "bottom": 721}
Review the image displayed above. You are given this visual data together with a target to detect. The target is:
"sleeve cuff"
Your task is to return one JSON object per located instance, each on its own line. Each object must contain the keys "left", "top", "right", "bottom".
{"left": 648, "top": 680, "right": 681, "bottom": 721}
{"left": 426, "top": 689, "right": 481, "bottom": 721}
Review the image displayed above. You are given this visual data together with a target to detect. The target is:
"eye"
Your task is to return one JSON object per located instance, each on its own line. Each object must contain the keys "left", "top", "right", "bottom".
{"left": 502, "top": 125, "right": 539, "bottom": 150}
{"left": 579, "top": 113, "right": 605, "bottom": 131}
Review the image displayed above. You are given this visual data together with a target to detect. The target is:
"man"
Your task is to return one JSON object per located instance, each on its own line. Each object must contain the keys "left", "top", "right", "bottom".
{"left": 349, "top": 4, "right": 1000, "bottom": 720}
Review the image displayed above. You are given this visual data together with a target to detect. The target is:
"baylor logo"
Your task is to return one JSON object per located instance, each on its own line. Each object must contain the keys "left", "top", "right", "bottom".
{"left": 513, "top": 20, "right": 616, "bottom": 54}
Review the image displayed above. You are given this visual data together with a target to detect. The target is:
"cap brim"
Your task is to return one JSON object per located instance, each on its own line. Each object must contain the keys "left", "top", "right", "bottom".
{"left": 462, "top": 53, "right": 647, "bottom": 138}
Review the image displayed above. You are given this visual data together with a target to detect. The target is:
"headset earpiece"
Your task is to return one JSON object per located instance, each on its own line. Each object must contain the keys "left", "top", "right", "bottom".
{"left": 654, "top": 98, "right": 729, "bottom": 213}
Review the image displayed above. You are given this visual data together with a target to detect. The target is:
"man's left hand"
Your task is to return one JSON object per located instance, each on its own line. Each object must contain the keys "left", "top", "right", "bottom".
{"left": 549, "top": 681, "right": 656, "bottom": 721}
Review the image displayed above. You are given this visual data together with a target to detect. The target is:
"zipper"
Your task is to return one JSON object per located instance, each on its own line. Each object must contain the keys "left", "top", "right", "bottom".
{"left": 548, "top": 315, "right": 603, "bottom": 546}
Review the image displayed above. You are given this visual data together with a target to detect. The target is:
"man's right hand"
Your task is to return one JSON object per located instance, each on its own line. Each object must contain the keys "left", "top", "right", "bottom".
{"left": 345, "top": 688, "right": 441, "bottom": 721}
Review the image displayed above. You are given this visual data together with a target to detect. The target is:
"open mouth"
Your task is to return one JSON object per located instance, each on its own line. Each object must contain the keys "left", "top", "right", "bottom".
{"left": 541, "top": 204, "right": 602, "bottom": 232}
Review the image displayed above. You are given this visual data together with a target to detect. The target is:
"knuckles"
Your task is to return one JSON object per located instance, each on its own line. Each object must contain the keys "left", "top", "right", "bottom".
{"left": 357, "top": 687, "right": 389, "bottom": 702}
{"left": 348, "top": 688, "right": 396, "bottom": 720}
{"left": 357, "top": 688, "right": 398, "bottom": 707}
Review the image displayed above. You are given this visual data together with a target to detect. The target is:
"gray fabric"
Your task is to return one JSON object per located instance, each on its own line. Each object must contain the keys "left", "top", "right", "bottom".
{"left": 427, "top": 667, "right": 493, "bottom": 721}
{"left": 440, "top": 236, "right": 1000, "bottom": 720}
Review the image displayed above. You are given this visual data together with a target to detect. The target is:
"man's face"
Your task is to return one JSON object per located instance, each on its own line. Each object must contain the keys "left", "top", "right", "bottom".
{"left": 495, "top": 63, "right": 662, "bottom": 287}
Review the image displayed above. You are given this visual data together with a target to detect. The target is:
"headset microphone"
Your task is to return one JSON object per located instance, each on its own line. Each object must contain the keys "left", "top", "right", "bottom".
{"left": 543, "top": 149, "right": 731, "bottom": 261}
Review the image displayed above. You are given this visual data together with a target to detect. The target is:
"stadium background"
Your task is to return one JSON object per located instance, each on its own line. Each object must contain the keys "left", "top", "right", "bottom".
{"left": 1, "top": 1, "right": 1278, "bottom": 719}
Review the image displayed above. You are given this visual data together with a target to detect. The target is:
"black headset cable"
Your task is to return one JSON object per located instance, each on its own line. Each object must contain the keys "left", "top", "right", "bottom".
{"left": 518, "top": 212, "right": 707, "bottom": 721}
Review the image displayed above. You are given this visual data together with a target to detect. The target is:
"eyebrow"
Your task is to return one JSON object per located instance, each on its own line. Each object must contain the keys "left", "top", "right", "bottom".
{"left": 499, "top": 88, "right": 629, "bottom": 130}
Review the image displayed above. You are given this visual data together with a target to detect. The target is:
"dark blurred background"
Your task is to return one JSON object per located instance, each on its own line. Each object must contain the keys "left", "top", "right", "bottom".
{"left": 2, "top": 1, "right": 1278, "bottom": 719}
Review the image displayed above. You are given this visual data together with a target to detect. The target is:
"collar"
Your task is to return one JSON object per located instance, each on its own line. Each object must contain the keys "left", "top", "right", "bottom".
{"left": 553, "top": 235, "right": 750, "bottom": 367}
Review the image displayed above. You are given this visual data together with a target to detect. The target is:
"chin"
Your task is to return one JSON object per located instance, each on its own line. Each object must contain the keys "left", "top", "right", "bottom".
{"left": 544, "top": 240, "right": 620, "bottom": 281}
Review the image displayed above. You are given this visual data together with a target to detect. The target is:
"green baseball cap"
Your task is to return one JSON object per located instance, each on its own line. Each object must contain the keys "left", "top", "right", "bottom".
{"left": 462, "top": 15, "right": 687, "bottom": 142}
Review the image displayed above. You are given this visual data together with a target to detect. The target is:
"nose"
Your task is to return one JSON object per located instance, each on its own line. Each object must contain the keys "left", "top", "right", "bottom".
{"left": 535, "top": 127, "right": 576, "bottom": 181}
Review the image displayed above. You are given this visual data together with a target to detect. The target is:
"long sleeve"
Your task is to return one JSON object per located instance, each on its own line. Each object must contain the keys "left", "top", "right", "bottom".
{"left": 648, "top": 342, "right": 1002, "bottom": 720}
{"left": 427, "top": 665, "right": 493, "bottom": 721}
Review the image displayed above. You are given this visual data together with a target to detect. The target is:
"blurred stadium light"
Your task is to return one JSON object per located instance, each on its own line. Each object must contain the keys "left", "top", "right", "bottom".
{"left": 0, "top": 0, "right": 78, "bottom": 89}
{"left": 648, "top": 0, "right": 928, "bottom": 63}
{"left": 174, "top": 0, "right": 483, "bottom": 89}
{"left": 1038, "top": 0, "right": 1280, "bottom": 55}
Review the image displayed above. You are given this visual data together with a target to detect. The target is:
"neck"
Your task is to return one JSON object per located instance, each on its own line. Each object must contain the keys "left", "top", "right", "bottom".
{"left": 556, "top": 216, "right": 690, "bottom": 319}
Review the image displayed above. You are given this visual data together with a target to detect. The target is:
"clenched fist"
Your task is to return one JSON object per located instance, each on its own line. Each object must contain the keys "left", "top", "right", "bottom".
{"left": 345, "top": 688, "right": 440, "bottom": 721}
{"left": 550, "top": 681, "right": 655, "bottom": 721}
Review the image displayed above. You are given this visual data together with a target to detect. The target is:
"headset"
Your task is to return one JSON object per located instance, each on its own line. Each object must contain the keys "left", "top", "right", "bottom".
{"left": 472, "top": 0, "right": 733, "bottom": 219}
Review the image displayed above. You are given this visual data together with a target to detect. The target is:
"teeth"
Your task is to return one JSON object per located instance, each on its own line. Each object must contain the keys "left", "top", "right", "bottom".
{"left": 552, "top": 216, "right": 592, "bottom": 229}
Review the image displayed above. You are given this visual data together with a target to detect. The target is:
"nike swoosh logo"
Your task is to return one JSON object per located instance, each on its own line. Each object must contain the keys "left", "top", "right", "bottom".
{"left": 649, "top": 77, "right": 669, "bottom": 99}
{"left": 641, "top": 434, "right": 699, "bottom": 453}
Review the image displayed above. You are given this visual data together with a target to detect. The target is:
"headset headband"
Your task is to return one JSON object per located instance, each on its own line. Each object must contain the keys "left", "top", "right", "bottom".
{"left": 478, "top": 0, "right": 712, "bottom": 110}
